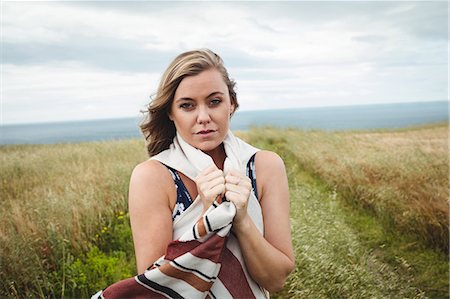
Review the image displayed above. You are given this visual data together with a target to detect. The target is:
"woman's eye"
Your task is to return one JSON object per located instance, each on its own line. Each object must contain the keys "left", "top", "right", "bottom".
{"left": 179, "top": 102, "right": 194, "bottom": 110}
{"left": 210, "top": 98, "right": 222, "bottom": 106}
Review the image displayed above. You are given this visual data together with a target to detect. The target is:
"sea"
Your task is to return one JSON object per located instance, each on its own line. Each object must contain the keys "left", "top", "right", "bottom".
{"left": 1, "top": 101, "right": 448, "bottom": 145}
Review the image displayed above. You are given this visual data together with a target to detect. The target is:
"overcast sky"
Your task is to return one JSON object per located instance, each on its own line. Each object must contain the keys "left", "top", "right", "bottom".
{"left": 2, "top": 1, "right": 448, "bottom": 124}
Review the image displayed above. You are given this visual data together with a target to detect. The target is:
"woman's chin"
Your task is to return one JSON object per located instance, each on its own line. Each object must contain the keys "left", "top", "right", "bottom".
{"left": 194, "top": 141, "right": 222, "bottom": 153}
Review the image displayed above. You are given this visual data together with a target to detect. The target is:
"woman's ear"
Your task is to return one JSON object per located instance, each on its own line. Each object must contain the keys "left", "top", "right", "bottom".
{"left": 230, "top": 103, "right": 235, "bottom": 117}
{"left": 168, "top": 111, "right": 173, "bottom": 121}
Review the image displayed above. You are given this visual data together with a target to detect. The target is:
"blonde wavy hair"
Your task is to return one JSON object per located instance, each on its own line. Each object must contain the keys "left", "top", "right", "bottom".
{"left": 140, "top": 49, "right": 239, "bottom": 156}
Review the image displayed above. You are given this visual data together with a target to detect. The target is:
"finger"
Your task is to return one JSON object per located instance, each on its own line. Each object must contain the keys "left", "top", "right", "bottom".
{"left": 238, "top": 176, "right": 251, "bottom": 188}
{"left": 195, "top": 164, "right": 219, "bottom": 182}
{"left": 205, "top": 169, "right": 224, "bottom": 182}
{"left": 196, "top": 168, "right": 223, "bottom": 184}
{"left": 202, "top": 176, "right": 225, "bottom": 195}
{"left": 207, "top": 184, "right": 225, "bottom": 199}
{"left": 225, "top": 183, "right": 250, "bottom": 199}
{"left": 225, "top": 185, "right": 251, "bottom": 202}
{"left": 207, "top": 175, "right": 225, "bottom": 189}
{"left": 226, "top": 175, "right": 251, "bottom": 188}
{"left": 225, "top": 190, "right": 245, "bottom": 206}
{"left": 225, "top": 170, "right": 244, "bottom": 181}
{"left": 202, "top": 164, "right": 219, "bottom": 175}
{"left": 198, "top": 172, "right": 224, "bottom": 190}
{"left": 225, "top": 174, "right": 240, "bottom": 185}
{"left": 225, "top": 168, "right": 243, "bottom": 178}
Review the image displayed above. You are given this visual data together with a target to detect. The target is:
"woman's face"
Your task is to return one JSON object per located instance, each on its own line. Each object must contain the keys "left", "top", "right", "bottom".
{"left": 169, "top": 68, "right": 234, "bottom": 154}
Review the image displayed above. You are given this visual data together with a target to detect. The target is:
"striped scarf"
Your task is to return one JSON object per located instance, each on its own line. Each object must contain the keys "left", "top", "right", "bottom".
{"left": 92, "top": 131, "right": 268, "bottom": 299}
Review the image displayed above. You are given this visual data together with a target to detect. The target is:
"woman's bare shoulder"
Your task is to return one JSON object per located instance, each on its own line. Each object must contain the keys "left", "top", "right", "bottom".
{"left": 131, "top": 159, "right": 169, "bottom": 181}
{"left": 129, "top": 159, "right": 173, "bottom": 201}
{"left": 254, "top": 150, "right": 286, "bottom": 173}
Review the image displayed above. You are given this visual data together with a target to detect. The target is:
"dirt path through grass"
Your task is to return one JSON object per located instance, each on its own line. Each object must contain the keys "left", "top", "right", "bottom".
{"left": 274, "top": 169, "right": 427, "bottom": 299}
{"left": 241, "top": 126, "right": 448, "bottom": 299}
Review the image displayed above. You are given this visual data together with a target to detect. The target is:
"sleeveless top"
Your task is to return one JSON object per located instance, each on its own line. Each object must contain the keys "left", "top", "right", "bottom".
{"left": 166, "top": 153, "right": 258, "bottom": 221}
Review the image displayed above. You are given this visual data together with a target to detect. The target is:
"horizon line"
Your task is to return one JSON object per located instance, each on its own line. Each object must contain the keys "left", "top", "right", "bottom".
{"left": 2, "top": 99, "right": 447, "bottom": 127}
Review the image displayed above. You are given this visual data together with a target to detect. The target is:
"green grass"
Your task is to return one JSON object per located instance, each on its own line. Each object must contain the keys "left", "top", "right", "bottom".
{"left": 251, "top": 130, "right": 448, "bottom": 298}
{"left": 0, "top": 140, "right": 145, "bottom": 297}
{"left": 1, "top": 124, "right": 448, "bottom": 298}
{"left": 243, "top": 124, "right": 448, "bottom": 253}
{"left": 276, "top": 175, "right": 427, "bottom": 298}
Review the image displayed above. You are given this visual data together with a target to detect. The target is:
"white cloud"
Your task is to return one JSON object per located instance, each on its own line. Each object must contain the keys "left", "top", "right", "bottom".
{"left": 3, "top": 63, "right": 160, "bottom": 123}
{"left": 1, "top": 1, "right": 447, "bottom": 124}
{"left": 384, "top": 3, "right": 417, "bottom": 16}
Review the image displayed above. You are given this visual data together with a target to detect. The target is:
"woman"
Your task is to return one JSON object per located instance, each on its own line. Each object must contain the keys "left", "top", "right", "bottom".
{"left": 96, "top": 49, "right": 294, "bottom": 298}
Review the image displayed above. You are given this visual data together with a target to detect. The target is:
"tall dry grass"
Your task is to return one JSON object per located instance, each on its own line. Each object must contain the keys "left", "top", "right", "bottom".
{"left": 244, "top": 125, "right": 448, "bottom": 297}
{"left": 0, "top": 139, "right": 148, "bottom": 296}
{"left": 1, "top": 124, "right": 447, "bottom": 297}
{"left": 245, "top": 124, "right": 449, "bottom": 253}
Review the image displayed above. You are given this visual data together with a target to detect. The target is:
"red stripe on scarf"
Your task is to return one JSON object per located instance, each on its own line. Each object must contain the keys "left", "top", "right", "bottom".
{"left": 189, "top": 234, "right": 227, "bottom": 263}
{"left": 102, "top": 277, "right": 166, "bottom": 299}
{"left": 165, "top": 234, "right": 227, "bottom": 264}
{"left": 218, "top": 248, "right": 256, "bottom": 299}
{"left": 158, "top": 263, "right": 214, "bottom": 292}
{"left": 165, "top": 239, "right": 201, "bottom": 260}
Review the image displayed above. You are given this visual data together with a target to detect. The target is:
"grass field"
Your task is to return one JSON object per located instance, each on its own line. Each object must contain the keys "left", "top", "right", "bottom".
{"left": 1, "top": 124, "right": 448, "bottom": 298}
{"left": 244, "top": 123, "right": 449, "bottom": 253}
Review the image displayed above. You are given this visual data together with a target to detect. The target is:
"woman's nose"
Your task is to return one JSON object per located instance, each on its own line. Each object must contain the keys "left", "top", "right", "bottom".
{"left": 197, "top": 106, "right": 211, "bottom": 124}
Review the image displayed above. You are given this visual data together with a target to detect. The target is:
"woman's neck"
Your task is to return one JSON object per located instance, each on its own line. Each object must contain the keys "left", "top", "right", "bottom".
{"left": 204, "top": 143, "right": 226, "bottom": 170}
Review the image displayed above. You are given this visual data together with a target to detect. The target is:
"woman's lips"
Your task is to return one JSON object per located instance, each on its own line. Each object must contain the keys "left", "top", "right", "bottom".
{"left": 196, "top": 130, "right": 216, "bottom": 135}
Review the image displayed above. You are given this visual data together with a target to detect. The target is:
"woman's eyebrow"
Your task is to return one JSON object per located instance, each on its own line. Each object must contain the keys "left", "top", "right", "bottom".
{"left": 175, "top": 97, "right": 194, "bottom": 102}
{"left": 207, "top": 91, "right": 224, "bottom": 98}
{"left": 175, "top": 91, "right": 224, "bottom": 102}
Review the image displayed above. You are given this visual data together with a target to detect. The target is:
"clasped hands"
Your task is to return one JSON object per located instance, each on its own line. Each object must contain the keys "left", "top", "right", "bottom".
{"left": 195, "top": 164, "right": 251, "bottom": 225}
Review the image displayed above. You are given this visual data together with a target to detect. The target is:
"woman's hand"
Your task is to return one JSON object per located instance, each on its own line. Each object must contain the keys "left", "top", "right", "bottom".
{"left": 194, "top": 164, "right": 225, "bottom": 212}
{"left": 225, "top": 169, "right": 252, "bottom": 226}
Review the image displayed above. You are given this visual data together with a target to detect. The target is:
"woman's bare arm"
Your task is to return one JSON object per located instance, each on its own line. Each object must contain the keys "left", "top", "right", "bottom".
{"left": 232, "top": 150, "right": 295, "bottom": 292}
{"left": 128, "top": 160, "right": 174, "bottom": 274}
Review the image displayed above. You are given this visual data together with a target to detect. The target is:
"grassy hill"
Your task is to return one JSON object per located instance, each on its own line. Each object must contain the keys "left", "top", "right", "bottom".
{"left": 1, "top": 124, "right": 448, "bottom": 298}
